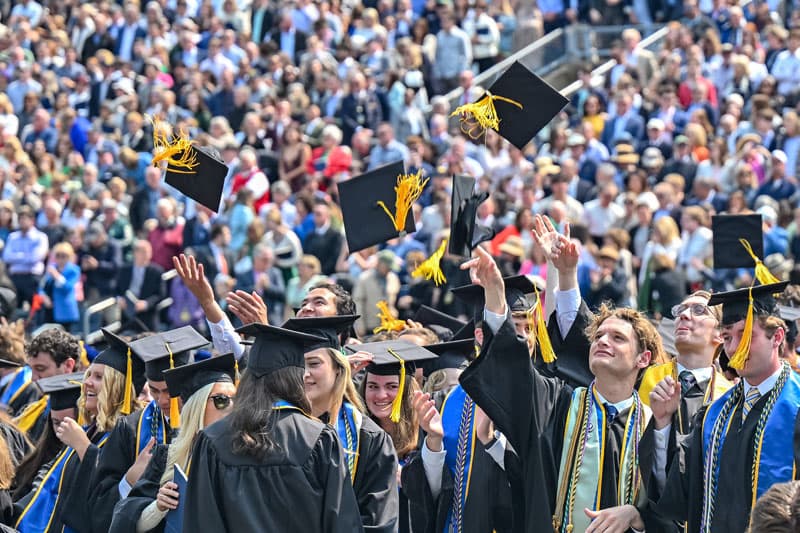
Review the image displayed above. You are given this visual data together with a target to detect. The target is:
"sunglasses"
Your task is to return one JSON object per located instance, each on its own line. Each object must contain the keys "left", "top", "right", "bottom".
{"left": 210, "top": 394, "right": 234, "bottom": 410}
{"left": 671, "top": 303, "right": 713, "bottom": 318}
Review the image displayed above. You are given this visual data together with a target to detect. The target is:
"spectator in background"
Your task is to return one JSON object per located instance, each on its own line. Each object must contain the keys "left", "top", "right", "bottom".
{"left": 231, "top": 147, "right": 271, "bottom": 215}
{"left": 432, "top": 10, "right": 471, "bottom": 95}
{"left": 79, "top": 222, "right": 122, "bottom": 307}
{"left": 39, "top": 242, "right": 81, "bottom": 331}
{"left": 307, "top": 125, "right": 352, "bottom": 186}
{"left": 235, "top": 244, "right": 286, "bottom": 324}
{"left": 677, "top": 205, "right": 713, "bottom": 291}
{"left": 194, "top": 224, "right": 237, "bottom": 285}
{"left": 3, "top": 206, "right": 48, "bottom": 308}
{"left": 146, "top": 198, "right": 185, "bottom": 271}
{"left": 462, "top": 0, "right": 500, "bottom": 72}
{"left": 756, "top": 150, "right": 797, "bottom": 202}
{"left": 116, "top": 239, "right": 165, "bottom": 332}
{"left": 286, "top": 254, "right": 327, "bottom": 311}
{"left": 303, "top": 200, "right": 344, "bottom": 276}
{"left": 353, "top": 249, "right": 401, "bottom": 336}
{"left": 368, "top": 123, "right": 409, "bottom": 170}
{"left": 130, "top": 167, "right": 165, "bottom": 236}
{"left": 262, "top": 208, "right": 303, "bottom": 284}
{"left": 21, "top": 109, "right": 57, "bottom": 155}
{"left": 760, "top": 205, "right": 789, "bottom": 257}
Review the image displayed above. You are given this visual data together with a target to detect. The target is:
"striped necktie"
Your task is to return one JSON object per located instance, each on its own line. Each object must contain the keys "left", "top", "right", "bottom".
{"left": 742, "top": 387, "right": 761, "bottom": 419}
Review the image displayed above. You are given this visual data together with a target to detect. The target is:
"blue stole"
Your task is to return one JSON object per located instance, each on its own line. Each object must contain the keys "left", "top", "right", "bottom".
{"left": 16, "top": 432, "right": 110, "bottom": 532}
{"left": 135, "top": 400, "right": 168, "bottom": 457}
{"left": 702, "top": 366, "right": 800, "bottom": 512}
{"left": 441, "top": 384, "right": 476, "bottom": 533}
{"left": 336, "top": 402, "right": 361, "bottom": 482}
{"left": 0, "top": 366, "right": 32, "bottom": 407}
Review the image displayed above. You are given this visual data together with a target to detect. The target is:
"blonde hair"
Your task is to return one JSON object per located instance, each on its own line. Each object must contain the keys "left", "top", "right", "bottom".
{"left": 78, "top": 364, "right": 142, "bottom": 433}
{"left": 159, "top": 382, "right": 215, "bottom": 486}
{"left": 52, "top": 242, "right": 75, "bottom": 261}
{"left": 653, "top": 215, "right": 680, "bottom": 243}
{"left": 323, "top": 348, "right": 366, "bottom": 418}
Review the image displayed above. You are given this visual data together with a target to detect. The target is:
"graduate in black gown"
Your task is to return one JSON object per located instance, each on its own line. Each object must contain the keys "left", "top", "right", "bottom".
{"left": 182, "top": 324, "right": 363, "bottom": 531}
{"left": 458, "top": 242, "right": 669, "bottom": 533}
{"left": 284, "top": 315, "right": 400, "bottom": 532}
{"left": 88, "top": 326, "right": 205, "bottom": 532}
{"left": 0, "top": 359, "right": 39, "bottom": 418}
{"left": 109, "top": 353, "right": 237, "bottom": 533}
{"left": 15, "top": 329, "right": 141, "bottom": 533}
{"left": 654, "top": 281, "right": 800, "bottom": 533}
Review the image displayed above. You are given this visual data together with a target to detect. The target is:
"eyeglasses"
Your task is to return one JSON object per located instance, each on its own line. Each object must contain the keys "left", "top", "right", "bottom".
{"left": 671, "top": 303, "right": 713, "bottom": 318}
{"left": 210, "top": 394, "right": 234, "bottom": 411}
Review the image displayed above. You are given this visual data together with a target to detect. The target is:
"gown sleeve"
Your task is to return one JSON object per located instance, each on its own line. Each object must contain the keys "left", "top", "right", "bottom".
{"left": 181, "top": 431, "right": 228, "bottom": 532}
{"left": 108, "top": 444, "right": 169, "bottom": 533}
{"left": 353, "top": 428, "right": 399, "bottom": 532}
{"left": 315, "top": 426, "right": 365, "bottom": 533}
{"left": 87, "top": 419, "right": 136, "bottom": 533}
{"left": 61, "top": 441, "right": 103, "bottom": 532}
{"left": 547, "top": 300, "right": 594, "bottom": 388}
{"left": 401, "top": 449, "right": 454, "bottom": 533}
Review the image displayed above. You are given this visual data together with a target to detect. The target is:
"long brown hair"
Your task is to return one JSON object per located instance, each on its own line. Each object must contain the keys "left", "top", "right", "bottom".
{"left": 359, "top": 373, "right": 420, "bottom": 459}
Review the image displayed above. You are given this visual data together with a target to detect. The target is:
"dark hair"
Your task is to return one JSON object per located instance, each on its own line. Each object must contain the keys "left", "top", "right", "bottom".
{"left": 13, "top": 412, "right": 66, "bottom": 499}
{"left": 210, "top": 223, "right": 227, "bottom": 241}
{"left": 26, "top": 329, "right": 80, "bottom": 366}
{"left": 748, "top": 480, "right": 800, "bottom": 533}
{"left": 311, "top": 282, "right": 356, "bottom": 316}
{"left": 229, "top": 367, "right": 310, "bottom": 460}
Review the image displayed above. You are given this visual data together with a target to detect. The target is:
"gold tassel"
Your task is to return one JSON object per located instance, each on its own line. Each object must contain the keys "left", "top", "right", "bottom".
{"left": 373, "top": 301, "right": 406, "bottom": 334}
{"left": 450, "top": 91, "right": 523, "bottom": 139}
{"left": 165, "top": 344, "right": 180, "bottom": 429}
{"left": 69, "top": 379, "right": 86, "bottom": 426}
{"left": 149, "top": 116, "right": 198, "bottom": 174}
{"left": 412, "top": 239, "right": 447, "bottom": 286}
{"left": 234, "top": 359, "right": 240, "bottom": 387}
{"left": 376, "top": 171, "right": 429, "bottom": 234}
{"left": 533, "top": 286, "right": 556, "bottom": 363}
{"left": 78, "top": 341, "right": 90, "bottom": 370}
{"left": 728, "top": 286, "right": 754, "bottom": 370}
{"left": 121, "top": 347, "right": 133, "bottom": 415}
{"left": 740, "top": 238, "right": 781, "bottom": 284}
{"left": 387, "top": 348, "right": 406, "bottom": 423}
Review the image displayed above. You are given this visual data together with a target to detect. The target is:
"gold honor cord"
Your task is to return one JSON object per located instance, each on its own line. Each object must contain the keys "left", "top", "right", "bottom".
{"left": 412, "top": 238, "right": 448, "bottom": 286}
{"left": 450, "top": 91, "right": 523, "bottom": 140}
{"left": 149, "top": 116, "right": 198, "bottom": 173}
{"left": 376, "top": 171, "right": 429, "bottom": 235}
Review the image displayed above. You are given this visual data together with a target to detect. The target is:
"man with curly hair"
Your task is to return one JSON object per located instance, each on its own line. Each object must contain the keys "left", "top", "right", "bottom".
{"left": 457, "top": 243, "right": 672, "bottom": 533}
{"left": 14, "top": 327, "right": 80, "bottom": 442}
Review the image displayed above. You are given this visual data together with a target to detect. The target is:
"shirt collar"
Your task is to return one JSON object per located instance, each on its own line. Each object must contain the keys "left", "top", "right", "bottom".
{"left": 676, "top": 363, "right": 714, "bottom": 385}
{"left": 743, "top": 364, "right": 784, "bottom": 397}
{"left": 594, "top": 389, "right": 635, "bottom": 413}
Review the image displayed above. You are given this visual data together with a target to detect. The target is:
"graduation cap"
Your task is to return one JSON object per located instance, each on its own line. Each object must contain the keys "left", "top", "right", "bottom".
{"left": 165, "top": 146, "right": 228, "bottom": 213}
{"left": 281, "top": 315, "right": 361, "bottom": 352}
{"left": 235, "top": 324, "right": 326, "bottom": 377}
{"left": 422, "top": 338, "right": 476, "bottom": 373}
{"left": 36, "top": 372, "right": 85, "bottom": 411}
{"left": 707, "top": 281, "right": 789, "bottom": 370}
{"left": 162, "top": 353, "right": 236, "bottom": 404}
{"left": 711, "top": 215, "right": 779, "bottom": 286}
{"left": 450, "top": 61, "right": 568, "bottom": 150}
{"left": 450, "top": 275, "right": 536, "bottom": 323}
{"left": 345, "top": 340, "right": 437, "bottom": 422}
{"left": 449, "top": 175, "right": 496, "bottom": 257}
{"left": 778, "top": 305, "right": 800, "bottom": 346}
{"left": 338, "top": 160, "right": 424, "bottom": 253}
{"left": 94, "top": 328, "right": 146, "bottom": 415}
{"left": 413, "top": 305, "right": 467, "bottom": 341}
{"left": 0, "top": 359, "right": 21, "bottom": 369}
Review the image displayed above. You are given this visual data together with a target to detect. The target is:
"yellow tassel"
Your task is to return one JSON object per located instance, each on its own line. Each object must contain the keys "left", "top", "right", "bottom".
{"left": 740, "top": 238, "right": 781, "bottom": 284}
{"left": 412, "top": 239, "right": 447, "bottom": 286}
{"left": 387, "top": 348, "right": 406, "bottom": 423}
{"left": 70, "top": 379, "right": 86, "bottom": 426}
{"left": 373, "top": 301, "right": 406, "bottom": 334}
{"left": 234, "top": 359, "right": 240, "bottom": 387}
{"left": 121, "top": 347, "right": 133, "bottom": 415}
{"left": 376, "top": 170, "right": 429, "bottom": 233}
{"left": 532, "top": 286, "right": 556, "bottom": 363}
{"left": 450, "top": 91, "right": 523, "bottom": 139}
{"left": 78, "top": 341, "right": 90, "bottom": 370}
{"left": 728, "top": 287, "right": 754, "bottom": 370}
{"left": 165, "top": 343, "right": 180, "bottom": 429}
{"left": 149, "top": 116, "right": 198, "bottom": 173}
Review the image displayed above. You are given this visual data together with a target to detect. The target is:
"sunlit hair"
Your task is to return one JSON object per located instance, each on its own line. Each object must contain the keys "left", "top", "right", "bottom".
{"left": 0, "top": 437, "right": 14, "bottom": 490}
{"left": 159, "top": 382, "right": 216, "bottom": 486}
{"left": 585, "top": 304, "right": 667, "bottom": 365}
{"left": 321, "top": 348, "right": 366, "bottom": 418}
{"left": 78, "top": 364, "right": 142, "bottom": 433}
{"left": 359, "top": 372, "right": 420, "bottom": 459}
{"left": 686, "top": 290, "right": 722, "bottom": 323}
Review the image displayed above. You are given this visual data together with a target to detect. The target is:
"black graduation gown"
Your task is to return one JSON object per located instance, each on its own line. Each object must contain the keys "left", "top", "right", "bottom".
{"left": 88, "top": 408, "right": 173, "bottom": 533}
{"left": 14, "top": 428, "right": 106, "bottom": 533}
{"left": 108, "top": 444, "right": 170, "bottom": 533}
{"left": 534, "top": 300, "right": 594, "bottom": 389}
{"left": 351, "top": 415, "right": 400, "bottom": 532}
{"left": 459, "top": 315, "right": 573, "bottom": 532}
{"left": 656, "top": 395, "right": 800, "bottom": 533}
{"left": 402, "top": 436, "right": 513, "bottom": 533}
{"left": 182, "top": 409, "right": 364, "bottom": 532}
{"left": 6, "top": 383, "right": 41, "bottom": 418}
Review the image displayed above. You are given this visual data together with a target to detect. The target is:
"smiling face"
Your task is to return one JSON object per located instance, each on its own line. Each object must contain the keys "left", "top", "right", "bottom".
{"left": 83, "top": 363, "right": 106, "bottom": 415}
{"left": 364, "top": 373, "right": 400, "bottom": 422}
{"left": 303, "top": 348, "right": 338, "bottom": 414}
{"left": 588, "top": 317, "right": 651, "bottom": 379}
{"left": 297, "top": 288, "right": 338, "bottom": 318}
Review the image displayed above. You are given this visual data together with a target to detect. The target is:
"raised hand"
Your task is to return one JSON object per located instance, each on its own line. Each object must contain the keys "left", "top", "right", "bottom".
{"left": 55, "top": 417, "right": 91, "bottom": 458}
{"left": 173, "top": 255, "right": 214, "bottom": 305}
{"left": 412, "top": 391, "right": 444, "bottom": 451}
{"left": 125, "top": 437, "right": 156, "bottom": 486}
{"left": 226, "top": 290, "right": 269, "bottom": 325}
{"left": 474, "top": 406, "right": 495, "bottom": 445}
{"left": 347, "top": 351, "right": 374, "bottom": 375}
{"left": 649, "top": 375, "right": 681, "bottom": 430}
{"left": 460, "top": 245, "right": 505, "bottom": 315}
{"left": 532, "top": 215, "right": 579, "bottom": 273}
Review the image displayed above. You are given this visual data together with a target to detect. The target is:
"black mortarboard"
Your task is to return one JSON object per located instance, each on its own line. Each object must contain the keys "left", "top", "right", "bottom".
{"left": 778, "top": 305, "right": 800, "bottom": 346}
{"left": 129, "top": 327, "right": 208, "bottom": 382}
{"left": 712, "top": 214, "right": 764, "bottom": 269}
{"left": 450, "top": 275, "right": 536, "bottom": 322}
{"left": 37, "top": 372, "right": 84, "bottom": 411}
{"left": 423, "top": 338, "right": 476, "bottom": 372}
{"left": 165, "top": 146, "right": 228, "bottom": 213}
{"left": 346, "top": 340, "right": 438, "bottom": 377}
{"left": 162, "top": 353, "right": 236, "bottom": 403}
{"left": 413, "top": 305, "right": 466, "bottom": 340}
{"left": 451, "top": 61, "right": 568, "bottom": 150}
{"left": 0, "top": 359, "right": 21, "bottom": 369}
{"left": 707, "top": 282, "right": 789, "bottom": 325}
{"left": 235, "top": 324, "right": 326, "bottom": 377}
{"left": 338, "top": 160, "right": 421, "bottom": 253}
{"left": 449, "top": 175, "right": 496, "bottom": 257}
{"left": 282, "top": 315, "right": 360, "bottom": 352}
{"left": 94, "top": 328, "right": 146, "bottom": 396}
